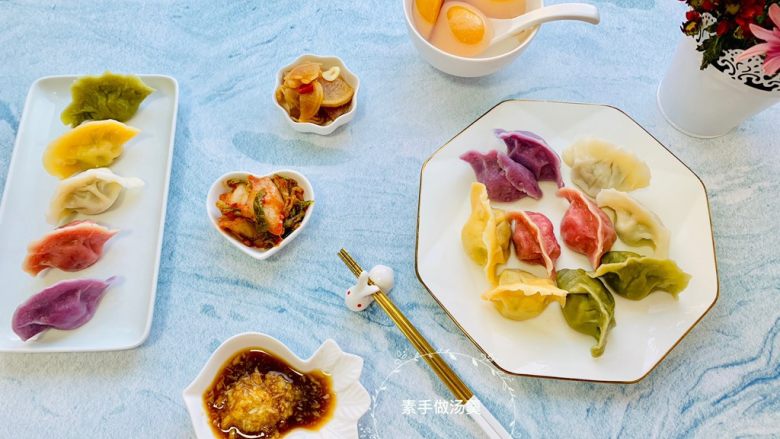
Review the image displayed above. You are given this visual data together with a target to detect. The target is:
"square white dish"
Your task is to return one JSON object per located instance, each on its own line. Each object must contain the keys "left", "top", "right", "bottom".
{"left": 0, "top": 74, "right": 178, "bottom": 352}
{"left": 416, "top": 100, "right": 718, "bottom": 383}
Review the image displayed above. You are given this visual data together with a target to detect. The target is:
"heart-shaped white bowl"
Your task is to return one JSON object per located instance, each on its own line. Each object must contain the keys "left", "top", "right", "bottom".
{"left": 182, "top": 332, "right": 370, "bottom": 439}
{"left": 206, "top": 170, "right": 314, "bottom": 260}
{"left": 273, "top": 54, "right": 360, "bottom": 135}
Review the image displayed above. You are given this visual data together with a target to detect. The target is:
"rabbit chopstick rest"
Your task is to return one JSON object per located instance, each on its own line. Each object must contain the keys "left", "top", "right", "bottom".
{"left": 345, "top": 265, "right": 394, "bottom": 312}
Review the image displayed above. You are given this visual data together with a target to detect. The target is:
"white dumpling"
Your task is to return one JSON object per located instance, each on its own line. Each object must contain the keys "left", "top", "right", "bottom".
{"left": 596, "top": 188, "right": 670, "bottom": 258}
{"left": 562, "top": 138, "right": 651, "bottom": 197}
{"left": 47, "top": 168, "right": 144, "bottom": 224}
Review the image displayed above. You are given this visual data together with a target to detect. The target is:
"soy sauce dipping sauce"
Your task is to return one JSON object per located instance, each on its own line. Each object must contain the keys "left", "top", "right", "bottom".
{"left": 204, "top": 348, "right": 335, "bottom": 439}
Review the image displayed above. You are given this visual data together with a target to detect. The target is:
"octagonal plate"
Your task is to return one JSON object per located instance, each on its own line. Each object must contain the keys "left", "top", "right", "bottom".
{"left": 416, "top": 100, "right": 718, "bottom": 383}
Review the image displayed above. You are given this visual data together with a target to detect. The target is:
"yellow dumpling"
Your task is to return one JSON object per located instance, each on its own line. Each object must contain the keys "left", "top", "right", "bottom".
{"left": 43, "top": 120, "right": 139, "bottom": 179}
{"left": 461, "top": 182, "right": 511, "bottom": 286}
{"left": 413, "top": 0, "right": 445, "bottom": 39}
{"left": 462, "top": 0, "right": 525, "bottom": 19}
{"left": 482, "top": 270, "right": 568, "bottom": 321}
{"left": 429, "top": 2, "right": 493, "bottom": 57}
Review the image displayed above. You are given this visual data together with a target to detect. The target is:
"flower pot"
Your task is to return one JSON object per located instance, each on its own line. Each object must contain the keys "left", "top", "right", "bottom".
{"left": 657, "top": 37, "right": 780, "bottom": 138}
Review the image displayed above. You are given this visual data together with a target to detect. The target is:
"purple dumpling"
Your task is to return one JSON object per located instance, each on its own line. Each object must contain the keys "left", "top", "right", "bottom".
{"left": 496, "top": 129, "right": 564, "bottom": 188}
{"left": 496, "top": 152, "right": 542, "bottom": 199}
{"left": 460, "top": 150, "right": 541, "bottom": 202}
{"left": 12, "top": 277, "right": 116, "bottom": 341}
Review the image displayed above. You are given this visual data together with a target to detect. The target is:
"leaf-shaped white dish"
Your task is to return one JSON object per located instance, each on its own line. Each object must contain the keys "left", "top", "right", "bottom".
{"left": 182, "top": 332, "right": 370, "bottom": 439}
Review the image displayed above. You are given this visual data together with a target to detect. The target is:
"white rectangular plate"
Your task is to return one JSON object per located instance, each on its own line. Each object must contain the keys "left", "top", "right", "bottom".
{"left": 416, "top": 100, "right": 718, "bottom": 383}
{"left": 0, "top": 75, "right": 178, "bottom": 352}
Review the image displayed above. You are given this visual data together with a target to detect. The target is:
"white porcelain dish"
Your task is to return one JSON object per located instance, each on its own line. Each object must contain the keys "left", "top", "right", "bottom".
{"left": 206, "top": 170, "right": 314, "bottom": 260}
{"left": 402, "top": 0, "right": 542, "bottom": 77}
{"left": 183, "top": 332, "right": 370, "bottom": 439}
{"left": 416, "top": 100, "right": 719, "bottom": 383}
{"left": 273, "top": 54, "right": 359, "bottom": 135}
{"left": 0, "top": 74, "right": 178, "bottom": 352}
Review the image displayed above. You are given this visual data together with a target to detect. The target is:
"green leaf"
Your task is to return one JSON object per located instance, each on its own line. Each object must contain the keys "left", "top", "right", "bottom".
{"left": 700, "top": 35, "right": 724, "bottom": 69}
{"left": 253, "top": 190, "right": 269, "bottom": 233}
{"left": 282, "top": 199, "right": 313, "bottom": 237}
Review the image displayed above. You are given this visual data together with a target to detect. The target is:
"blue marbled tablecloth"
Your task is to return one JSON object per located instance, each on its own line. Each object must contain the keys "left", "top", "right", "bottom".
{"left": 1, "top": 1, "right": 778, "bottom": 437}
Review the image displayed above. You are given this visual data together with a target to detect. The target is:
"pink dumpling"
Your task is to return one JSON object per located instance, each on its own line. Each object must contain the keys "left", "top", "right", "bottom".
{"left": 22, "top": 220, "right": 117, "bottom": 276}
{"left": 509, "top": 211, "right": 560, "bottom": 277}
{"left": 558, "top": 187, "right": 616, "bottom": 268}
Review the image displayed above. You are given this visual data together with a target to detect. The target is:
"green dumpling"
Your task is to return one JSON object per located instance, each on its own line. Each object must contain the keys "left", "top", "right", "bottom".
{"left": 61, "top": 72, "right": 154, "bottom": 127}
{"left": 591, "top": 251, "right": 691, "bottom": 300}
{"left": 556, "top": 268, "right": 616, "bottom": 358}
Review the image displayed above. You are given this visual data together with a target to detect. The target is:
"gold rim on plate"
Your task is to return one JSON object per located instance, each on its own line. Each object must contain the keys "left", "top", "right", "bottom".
{"left": 414, "top": 99, "right": 720, "bottom": 384}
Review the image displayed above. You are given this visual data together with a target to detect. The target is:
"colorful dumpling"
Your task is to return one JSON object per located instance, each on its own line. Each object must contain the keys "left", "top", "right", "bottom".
{"left": 495, "top": 152, "right": 544, "bottom": 200}
{"left": 495, "top": 129, "right": 564, "bottom": 188}
{"left": 562, "top": 138, "right": 651, "bottom": 197}
{"left": 23, "top": 221, "right": 118, "bottom": 276}
{"left": 460, "top": 150, "right": 542, "bottom": 202}
{"left": 556, "top": 268, "right": 615, "bottom": 357}
{"left": 558, "top": 187, "right": 616, "bottom": 268}
{"left": 47, "top": 168, "right": 144, "bottom": 224}
{"left": 12, "top": 277, "right": 116, "bottom": 341}
{"left": 61, "top": 72, "right": 154, "bottom": 127}
{"left": 461, "top": 182, "right": 511, "bottom": 285}
{"left": 43, "top": 120, "right": 140, "bottom": 179}
{"left": 590, "top": 251, "right": 691, "bottom": 300}
{"left": 596, "top": 189, "right": 670, "bottom": 258}
{"left": 482, "top": 269, "right": 567, "bottom": 321}
{"left": 508, "top": 211, "right": 560, "bottom": 278}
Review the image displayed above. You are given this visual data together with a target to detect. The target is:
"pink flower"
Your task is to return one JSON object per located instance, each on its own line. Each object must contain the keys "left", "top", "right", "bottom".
{"left": 735, "top": 4, "right": 780, "bottom": 75}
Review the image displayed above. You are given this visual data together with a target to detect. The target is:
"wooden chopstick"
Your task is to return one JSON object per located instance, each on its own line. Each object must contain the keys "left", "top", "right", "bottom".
{"left": 338, "top": 249, "right": 473, "bottom": 402}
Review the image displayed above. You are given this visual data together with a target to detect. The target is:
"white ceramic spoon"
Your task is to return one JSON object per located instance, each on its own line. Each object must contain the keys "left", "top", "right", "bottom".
{"left": 487, "top": 3, "right": 600, "bottom": 50}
